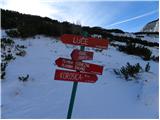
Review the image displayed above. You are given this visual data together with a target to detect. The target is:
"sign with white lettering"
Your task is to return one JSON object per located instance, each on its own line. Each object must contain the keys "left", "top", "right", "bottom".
{"left": 54, "top": 32, "right": 110, "bottom": 119}
{"left": 60, "top": 34, "right": 109, "bottom": 49}
{"left": 54, "top": 69, "right": 98, "bottom": 83}
{"left": 55, "top": 57, "right": 103, "bottom": 75}
{"left": 71, "top": 49, "right": 93, "bottom": 61}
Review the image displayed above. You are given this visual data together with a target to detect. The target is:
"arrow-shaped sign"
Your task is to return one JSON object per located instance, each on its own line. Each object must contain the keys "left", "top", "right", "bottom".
{"left": 60, "top": 34, "right": 109, "bottom": 49}
{"left": 54, "top": 69, "right": 98, "bottom": 83}
{"left": 71, "top": 49, "right": 93, "bottom": 61}
{"left": 55, "top": 57, "right": 103, "bottom": 75}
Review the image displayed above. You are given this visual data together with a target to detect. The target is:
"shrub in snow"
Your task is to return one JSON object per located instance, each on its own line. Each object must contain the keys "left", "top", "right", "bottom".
{"left": 4, "top": 53, "right": 16, "bottom": 61}
{"left": 114, "top": 62, "right": 153, "bottom": 80}
{"left": 6, "top": 30, "right": 20, "bottom": 37}
{"left": 18, "top": 74, "right": 29, "bottom": 82}
{"left": 110, "top": 34, "right": 158, "bottom": 47}
{"left": 1, "top": 38, "right": 15, "bottom": 46}
{"left": 1, "top": 62, "right": 8, "bottom": 79}
{"left": 7, "top": 48, "right": 11, "bottom": 53}
{"left": 145, "top": 62, "right": 150, "bottom": 72}
{"left": 16, "top": 45, "right": 27, "bottom": 49}
{"left": 1, "top": 42, "right": 5, "bottom": 50}
{"left": 113, "top": 69, "right": 120, "bottom": 75}
{"left": 1, "top": 72, "right": 6, "bottom": 80}
{"left": 118, "top": 43, "right": 152, "bottom": 61}
{"left": 16, "top": 50, "right": 26, "bottom": 57}
{"left": 151, "top": 55, "right": 159, "bottom": 62}
{"left": 15, "top": 45, "right": 27, "bottom": 57}
{"left": 114, "top": 62, "right": 142, "bottom": 80}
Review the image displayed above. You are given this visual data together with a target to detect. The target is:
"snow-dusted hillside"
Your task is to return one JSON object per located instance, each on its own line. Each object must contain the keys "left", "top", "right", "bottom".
{"left": 1, "top": 30, "right": 159, "bottom": 119}
{"left": 111, "top": 32, "right": 159, "bottom": 43}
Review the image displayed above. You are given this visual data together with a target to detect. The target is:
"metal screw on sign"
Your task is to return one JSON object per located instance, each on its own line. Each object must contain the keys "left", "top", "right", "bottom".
{"left": 67, "top": 31, "right": 88, "bottom": 119}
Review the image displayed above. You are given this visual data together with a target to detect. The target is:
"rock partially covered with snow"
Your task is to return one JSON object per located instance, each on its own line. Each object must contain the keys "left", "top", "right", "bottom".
{"left": 141, "top": 19, "right": 159, "bottom": 32}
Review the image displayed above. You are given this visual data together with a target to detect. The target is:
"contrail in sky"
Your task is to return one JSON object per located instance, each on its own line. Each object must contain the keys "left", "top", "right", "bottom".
{"left": 106, "top": 9, "right": 158, "bottom": 27}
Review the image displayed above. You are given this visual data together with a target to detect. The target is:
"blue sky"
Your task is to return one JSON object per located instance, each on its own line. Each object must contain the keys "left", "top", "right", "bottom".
{"left": 1, "top": 0, "right": 159, "bottom": 32}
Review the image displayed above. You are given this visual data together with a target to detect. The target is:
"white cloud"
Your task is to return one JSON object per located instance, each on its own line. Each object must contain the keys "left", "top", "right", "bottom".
{"left": 46, "top": 2, "right": 128, "bottom": 27}
{"left": 0, "top": 0, "right": 130, "bottom": 27}
{"left": 1, "top": 0, "right": 60, "bottom": 18}
{"left": 1, "top": 0, "right": 128, "bottom": 27}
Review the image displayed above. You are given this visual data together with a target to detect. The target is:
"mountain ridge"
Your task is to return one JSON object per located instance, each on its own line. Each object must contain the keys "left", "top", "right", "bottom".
{"left": 141, "top": 19, "right": 159, "bottom": 32}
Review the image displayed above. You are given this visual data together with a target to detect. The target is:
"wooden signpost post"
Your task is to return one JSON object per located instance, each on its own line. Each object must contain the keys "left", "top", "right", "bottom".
{"left": 54, "top": 32, "right": 109, "bottom": 119}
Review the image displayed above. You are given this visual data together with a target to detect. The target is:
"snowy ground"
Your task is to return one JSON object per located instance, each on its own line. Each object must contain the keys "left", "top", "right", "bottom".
{"left": 141, "top": 35, "right": 159, "bottom": 43}
{"left": 1, "top": 31, "right": 159, "bottom": 119}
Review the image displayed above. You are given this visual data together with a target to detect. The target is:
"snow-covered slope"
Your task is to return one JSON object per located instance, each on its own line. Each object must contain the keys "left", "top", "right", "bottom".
{"left": 141, "top": 19, "right": 159, "bottom": 32}
{"left": 112, "top": 32, "right": 159, "bottom": 43}
{"left": 1, "top": 31, "right": 159, "bottom": 119}
{"left": 139, "top": 34, "right": 159, "bottom": 43}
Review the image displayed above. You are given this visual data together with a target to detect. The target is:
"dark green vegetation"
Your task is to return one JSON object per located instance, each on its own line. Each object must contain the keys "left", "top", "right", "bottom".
{"left": 1, "top": 38, "right": 16, "bottom": 79}
{"left": 1, "top": 38, "right": 16, "bottom": 61}
{"left": 109, "top": 34, "right": 159, "bottom": 47}
{"left": 114, "top": 62, "right": 151, "bottom": 80}
{"left": 145, "top": 62, "right": 150, "bottom": 72}
{"left": 1, "top": 9, "right": 124, "bottom": 38}
{"left": 111, "top": 42, "right": 159, "bottom": 62}
{"left": 15, "top": 45, "right": 27, "bottom": 56}
{"left": 2, "top": 9, "right": 158, "bottom": 46}
{"left": 1, "top": 38, "right": 15, "bottom": 46}
{"left": 1, "top": 37, "right": 27, "bottom": 79}
{"left": 1, "top": 9, "right": 159, "bottom": 63}
{"left": 18, "top": 74, "right": 29, "bottom": 82}
{"left": 1, "top": 62, "right": 7, "bottom": 79}
{"left": 118, "top": 43, "right": 152, "bottom": 60}
{"left": 134, "top": 32, "right": 159, "bottom": 35}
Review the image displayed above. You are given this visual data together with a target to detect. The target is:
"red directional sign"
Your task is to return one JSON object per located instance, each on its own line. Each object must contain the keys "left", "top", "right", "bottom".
{"left": 71, "top": 49, "right": 93, "bottom": 61}
{"left": 60, "top": 34, "right": 109, "bottom": 49}
{"left": 55, "top": 57, "right": 103, "bottom": 75}
{"left": 54, "top": 69, "right": 98, "bottom": 83}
